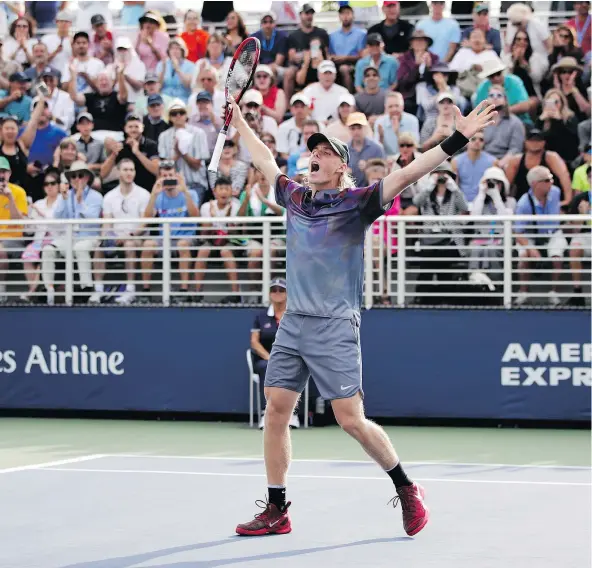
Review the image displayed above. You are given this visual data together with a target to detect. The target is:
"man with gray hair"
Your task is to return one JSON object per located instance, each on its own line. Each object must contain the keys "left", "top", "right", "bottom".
{"left": 513, "top": 165, "right": 567, "bottom": 307}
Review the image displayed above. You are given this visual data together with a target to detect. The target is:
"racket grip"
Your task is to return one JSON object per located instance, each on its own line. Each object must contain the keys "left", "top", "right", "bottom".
{"left": 208, "top": 131, "right": 227, "bottom": 173}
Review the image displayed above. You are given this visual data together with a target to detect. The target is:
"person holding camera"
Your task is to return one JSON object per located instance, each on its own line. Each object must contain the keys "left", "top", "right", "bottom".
{"left": 513, "top": 166, "right": 567, "bottom": 307}
{"left": 404, "top": 162, "right": 469, "bottom": 305}
{"left": 194, "top": 176, "right": 241, "bottom": 304}
{"left": 41, "top": 161, "right": 103, "bottom": 305}
{"left": 140, "top": 161, "right": 199, "bottom": 304}
{"left": 0, "top": 72, "right": 32, "bottom": 123}
{"left": 0, "top": 156, "right": 27, "bottom": 302}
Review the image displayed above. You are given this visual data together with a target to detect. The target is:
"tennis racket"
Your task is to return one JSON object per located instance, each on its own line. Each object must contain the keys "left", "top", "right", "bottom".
{"left": 208, "top": 37, "right": 261, "bottom": 173}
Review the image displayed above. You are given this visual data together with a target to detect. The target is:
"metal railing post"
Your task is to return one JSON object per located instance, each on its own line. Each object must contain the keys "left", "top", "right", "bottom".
{"left": 397, "top": 218, "right": 406, "bottom": 307}
{"left": 262, "top": 220, "right": 271, "bottom": 304}
{"left": 65, "top": 223, "right": 74, "bottom": 306}
{"left": 364, "top": 228, "right": 373, "bottom": 310}
{"left": 503, "top": 219, "right": 513, "bottom": 309}
{"left": 162, "top": 223, "right": 171, "bottom": 306}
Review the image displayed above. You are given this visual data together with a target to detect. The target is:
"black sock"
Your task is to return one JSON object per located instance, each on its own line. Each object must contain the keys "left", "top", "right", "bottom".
{"left": 268, "top": 486, "right": 286, "bottom": 510}
{"left": 386, "top": 463, "right": 412, "bottom": 488}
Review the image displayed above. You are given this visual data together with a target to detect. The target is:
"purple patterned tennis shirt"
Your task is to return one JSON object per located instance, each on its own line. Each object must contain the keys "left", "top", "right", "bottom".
{"left": 275, "top": 174, "right": 390, "bottom": 319}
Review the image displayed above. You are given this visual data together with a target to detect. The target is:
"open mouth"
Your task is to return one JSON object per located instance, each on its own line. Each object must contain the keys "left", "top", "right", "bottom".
{"left": 310, "top": 161, "right": 320, "bottom": 173}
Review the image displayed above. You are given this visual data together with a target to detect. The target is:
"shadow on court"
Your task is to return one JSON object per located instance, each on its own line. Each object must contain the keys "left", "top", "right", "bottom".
{"left": 61, "top": 536, "right": 412, "bottom": 568}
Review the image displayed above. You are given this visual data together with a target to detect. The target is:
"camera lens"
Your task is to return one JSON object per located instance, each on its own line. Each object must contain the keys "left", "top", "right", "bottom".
{"left": 487, "top": 180, "right": 497, "bottom": 189}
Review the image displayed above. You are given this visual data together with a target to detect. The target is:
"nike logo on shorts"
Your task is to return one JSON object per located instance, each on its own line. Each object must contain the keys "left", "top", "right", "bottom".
{"left": 340, "top": 385, "right": 354, "bottom": 391}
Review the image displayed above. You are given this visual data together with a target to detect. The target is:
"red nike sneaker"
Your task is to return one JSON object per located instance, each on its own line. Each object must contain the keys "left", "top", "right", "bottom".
{"left": 389, "top": 483, "right": 429, "bottom": 536}
{"left": 236, "top": 500, "right": 292, "bottom": 536}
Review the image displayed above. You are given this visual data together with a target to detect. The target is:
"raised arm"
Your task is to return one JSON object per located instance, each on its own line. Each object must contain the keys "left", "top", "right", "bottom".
{"left": 227, "top": 96, "right": 281, "bottom": 185}
{"left": 382, "top": 101, "right": 497, "bottom": 204}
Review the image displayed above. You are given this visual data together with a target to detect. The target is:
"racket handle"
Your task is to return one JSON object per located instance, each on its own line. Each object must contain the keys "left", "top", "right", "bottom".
{"left": 208, "top": 131, "right": 227, "bottom": 173}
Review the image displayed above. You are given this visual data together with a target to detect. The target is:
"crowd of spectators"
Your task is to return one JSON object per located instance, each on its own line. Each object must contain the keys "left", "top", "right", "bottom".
{"left": 0, "top": 1, "right": 590, "bottom": 307}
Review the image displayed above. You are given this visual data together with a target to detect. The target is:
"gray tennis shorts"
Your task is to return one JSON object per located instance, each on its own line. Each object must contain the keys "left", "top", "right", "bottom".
{"left": 265, "top": 313, "right": 363, "bottom": 400}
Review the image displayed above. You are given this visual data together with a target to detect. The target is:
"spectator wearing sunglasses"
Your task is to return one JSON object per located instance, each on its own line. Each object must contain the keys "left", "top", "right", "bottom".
{"left": 42, "top": 161, "right": 103, "bottom": 305}
{"left": 252, "top": 64, "right": 287, "bottom": 125}
{"left": 354, "top": 34, "right": 398, "bottom": 94}
{"left": 0, "top": 112, "right": 37, "bottom": 190}
{"left": 451, "top": 132, "right": 496, "bottom": 204}
{"left": 549, "top": 56, "right": 591, "bottom": 122}
{"left": 93, "top": 158, "right": 151, "bottom": 305}
{"left": 514, "top": 166, "right": 567, "bottom": 307}
{"left": 474, "top": 59, "right": 535, "bottom": 125}
{"left": 250, "top": 277, "right": 299, "bottom": 430}
{"left": 546, "top": 26, "right": 584, "bottom": 85}
{"left": 354, "top": 66, "right": 387, "bottom": 128}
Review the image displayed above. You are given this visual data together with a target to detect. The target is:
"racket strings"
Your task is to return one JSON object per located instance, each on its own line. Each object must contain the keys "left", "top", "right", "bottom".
{"left": 227, "top": 43, "right": 258, "bottom": 99}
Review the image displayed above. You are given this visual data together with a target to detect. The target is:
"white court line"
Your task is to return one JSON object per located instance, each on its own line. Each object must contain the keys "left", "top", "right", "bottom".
{"left": 107, "top": 454, "right": 592, "bottom": 471}
{"left": 0, "top": 454, "right": 106, "bottom": 474}
{"left": 41, "top": 467, "right": 592, "bottom": 487}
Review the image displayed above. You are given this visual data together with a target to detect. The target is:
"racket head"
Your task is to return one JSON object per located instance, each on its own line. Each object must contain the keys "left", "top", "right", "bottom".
{"left": 222, "top": 37, "right": 260, "bottom": 127}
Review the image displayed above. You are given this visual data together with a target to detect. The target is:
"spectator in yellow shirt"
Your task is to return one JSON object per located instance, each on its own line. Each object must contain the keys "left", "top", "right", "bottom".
{"left": 572, "top": 146, "right": 591, "bottom": 193}
{"left": 0, "top": 156, "right": 28, "bottom": 301}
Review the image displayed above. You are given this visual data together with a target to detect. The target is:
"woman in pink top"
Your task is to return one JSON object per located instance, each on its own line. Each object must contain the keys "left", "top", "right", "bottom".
{"left": 135, "top": 11, "right": 169, "bottom": 72}
{"left": 367, "top": 159, "right": 401, "bottom": 305}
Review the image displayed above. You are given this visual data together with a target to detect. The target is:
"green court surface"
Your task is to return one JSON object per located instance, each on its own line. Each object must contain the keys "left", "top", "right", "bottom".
{"left": 0, "top": 418, "right": 589, "bottom": 469}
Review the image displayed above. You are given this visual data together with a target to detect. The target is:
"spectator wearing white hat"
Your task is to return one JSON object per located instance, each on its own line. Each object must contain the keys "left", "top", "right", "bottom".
{"left": 42, "top": 10, "right": 74, "bottom": 76}
{"left": 504, "top": 2, "right": 551, "bottom": 59}
{"left": 106, "top": 36, "right": 147, "bottom": 105}
{"left": 514, "top": 165, "right": 567, "bottom": 307}
{"left": 252, "top": 64, "right": 287, "bottom": 125}
{"left": 276, "top": 92, "right": 312, "bottom": 158}
{"left": 158, "top": 100, "right": 209, "bottom": 204}
{"left": 325, "top": 93, "right": 371, "bottom": 142}
{"left": 156, "top": 36, "right": 195, "bottom": 103}
{"left": 302, "top": 60, "right": 349, "bottom": 123}
{"left": 329, "top": 4, "right": 367, "bottom": 93}
{"left": 346, "top": 112, "right": 385, "bottom": 186}
{"left": 62, "top": 31, "right": 105, "bottom": 95}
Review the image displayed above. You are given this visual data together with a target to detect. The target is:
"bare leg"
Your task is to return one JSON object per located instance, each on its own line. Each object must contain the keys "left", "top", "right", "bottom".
{"left": 332, "top": 393, "right": 398, "bottom": 470}
{"left": 194, "top": 247, "right": 211, "bottom": 292}
{"left": 141, "top": 239, "right": 158, "bottom": 288}
{"left": 220, "top": 248, "right": 240, "bottom": 293}
{"left": 176, "top": 239, "right": 191, "bottom": 291}
{"left": 23, "top": 261, "right": 40, "bottom": 295}
{"left": 263, "top": 386, "right": 300, "bottom": 486}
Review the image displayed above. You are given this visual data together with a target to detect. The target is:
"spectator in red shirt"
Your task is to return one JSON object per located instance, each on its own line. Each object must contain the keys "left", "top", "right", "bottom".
{"left": 566, "top": 1, "right": 591, "bottom": 57}
{"left": 181, "top": 10, "right": 210, "bottom": 63}
{"left": 90, "top": 14, "right": 114, "bottom": 66}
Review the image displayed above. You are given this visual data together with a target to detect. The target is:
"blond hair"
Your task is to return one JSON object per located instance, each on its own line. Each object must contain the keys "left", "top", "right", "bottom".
{"left": 543, "top": 88, "right": 575, "bottom": 122}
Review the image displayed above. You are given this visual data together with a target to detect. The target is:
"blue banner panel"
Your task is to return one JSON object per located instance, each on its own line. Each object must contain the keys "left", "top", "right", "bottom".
{"left": 0, "top": 308, "right": 589, "bottom": 420}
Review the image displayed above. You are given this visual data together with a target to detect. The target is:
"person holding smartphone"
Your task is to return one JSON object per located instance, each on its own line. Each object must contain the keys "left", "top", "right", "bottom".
{"left": 139, "top": 161, "right": 199, "bottom": 304}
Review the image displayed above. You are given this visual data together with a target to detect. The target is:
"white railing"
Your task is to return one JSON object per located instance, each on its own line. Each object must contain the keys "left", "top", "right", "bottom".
{"left": 0, "top": 214, "right": 589, "bottom": 308}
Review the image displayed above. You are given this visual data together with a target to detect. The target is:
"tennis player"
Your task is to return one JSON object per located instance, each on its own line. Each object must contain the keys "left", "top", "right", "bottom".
{"left": 229, "top": 96, "right": 497, "bottom": 537}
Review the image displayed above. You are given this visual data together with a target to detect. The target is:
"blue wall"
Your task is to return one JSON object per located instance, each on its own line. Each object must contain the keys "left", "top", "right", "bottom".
{"left": 0, "top": 308, "right": 589, "bottom": 421}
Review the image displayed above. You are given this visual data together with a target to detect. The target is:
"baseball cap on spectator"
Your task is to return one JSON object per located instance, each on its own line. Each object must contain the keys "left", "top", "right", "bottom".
{"left": 116, "top": 36, "right": 133, "bottom": 50}
{"left": 307, "top": 133, "right": 350, "bottom": 164}
{"left": 409, "top": 29, "right": 434, "bottom": 47}
{"left": 40, "top": 66, "right": 60, "bottom": 78}
{"left": 144, "top": 72, "right": 159, "bottom": 83}
{"left": 474, "top": 3, "right": 489, "bottom": 13}
{"left": 300, "top": 3, "right": 315, "bottom": 14}
{"left": 125, "top": 112, "right": 143, "bottom": 122}
{"left": 73, "top": 31, "right": 90, "bottom": 42}
{"left": 338, "top": 93, "right": 356, "bottom": 107}
{"left": 290, "top": 93, "right": 310, "bottom": 106}
{"left": 366, "top": 33, "right": 383, "bottom": 46}
{"left": 242, "top": 89, "right": 264, "bottom": 106}
{"left": 318, "top": 60, "right": 337, "bottom": 74}
{"left": 56, "top": 10, "right": 73, "bottom": 22}
{"left": 0, "top": 156, "right": 11, "bottom": 171}
{"left": 346, "top": 112, "right": 368, "bottom": 127}
{"left": 526, "top": 127, "right": 545, "bottom": 141}
{"left": 139, "top": 11, "right": 160, "bottom": 25}
{"left": 195, "top": 91, "right": 212, "bottom": 102}
{"left": 147, "top": 94, "right": 164, "bottom": 105}
{"left": 9, "top": 71, "right": 28, "bottom": 83}
{"left": 260, "top": 11, "right": 276, "bottom": 21}
{"left": 437, "top": 92, "right": 455, "bottom": 103}
{"left": 526, "top": 166, "right": 553, "bottom": 186}
{"left": 478, "top": 59, "right": 506, "bottom": 79}
{"left": 270, "top": 277, "right": 287, "bottom": 289}
{"left": 256, "top": 64, "right": 273, "bottom": 77}
{"left": 168, "top": 101, "right": 187, "bottom": 113}
{"left": 77, "top": 112, "right": 94, "bottom": 123}
{"left": 90, "top": 14, "right": 106, "bottom": 26}
{"left": 338, "top": 4, "right": 353, "bottom": 12}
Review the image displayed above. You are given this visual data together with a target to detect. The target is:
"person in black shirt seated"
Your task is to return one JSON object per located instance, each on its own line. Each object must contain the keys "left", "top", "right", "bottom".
{"left": 250, "top": 277, "right": 300, "bottom": 430}
{"left": 100, "top": 113, "right": 159, "bottom": 191}
{"left": 367, "top": 1, "right": 415, "bottom": 57}
{"left": 67, "top": 65, "right": 129, "bottom": 135}
{"left": 142, "top": 94, "right": 169, "bottom": 142}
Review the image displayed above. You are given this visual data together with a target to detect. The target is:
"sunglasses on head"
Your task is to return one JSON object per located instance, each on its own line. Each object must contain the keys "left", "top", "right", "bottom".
{"left": 270, "top": 286, "right": 285, "bottom": 293}
{"left": 69, "top": 172, "right": 87, "bottom": 180}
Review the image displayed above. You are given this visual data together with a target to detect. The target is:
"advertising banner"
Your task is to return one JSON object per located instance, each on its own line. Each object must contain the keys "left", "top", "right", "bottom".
{"left": 0, "top": 308, "right": 589, "bottom": 421}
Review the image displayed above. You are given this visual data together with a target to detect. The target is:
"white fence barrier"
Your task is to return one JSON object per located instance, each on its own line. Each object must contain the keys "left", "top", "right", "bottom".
{"left": 0, "top": 214, "right": 589, "bottom": 308}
